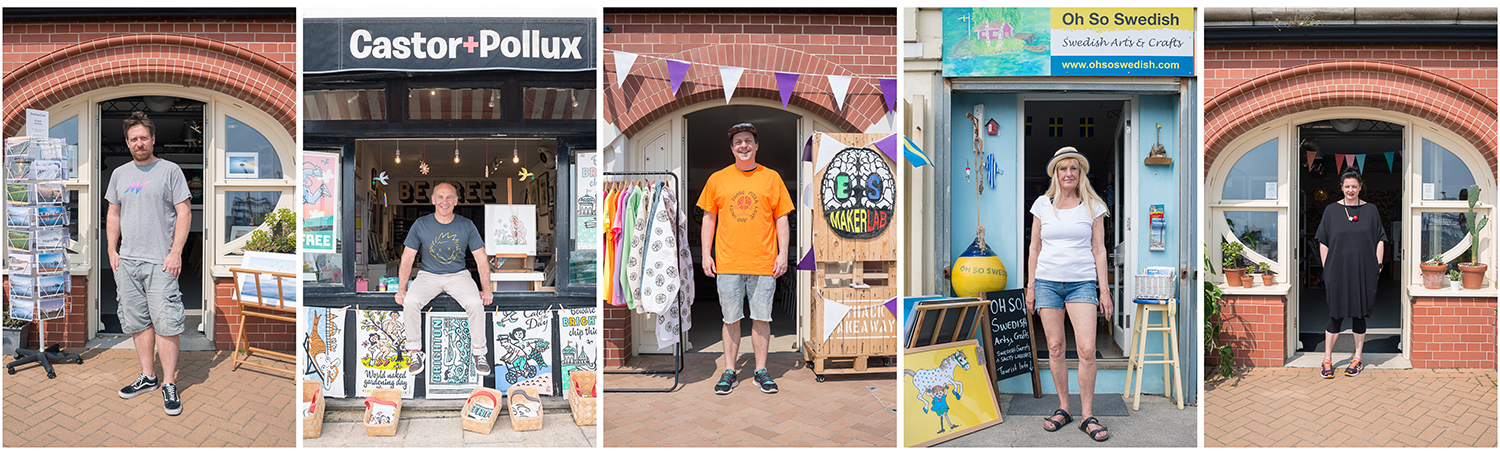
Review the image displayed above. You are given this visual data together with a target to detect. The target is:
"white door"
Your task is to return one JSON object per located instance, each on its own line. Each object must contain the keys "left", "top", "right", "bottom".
{"left": 1112, "top": 101, "right": 1136, "bottom": 355}
{"left": 630, "top": 120, "right": 678, "bottom": 355}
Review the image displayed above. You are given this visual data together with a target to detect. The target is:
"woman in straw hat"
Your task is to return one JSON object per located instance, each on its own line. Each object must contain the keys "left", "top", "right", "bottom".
{"left": 1025, "top": 146, "right": 1112, "bottom": 442}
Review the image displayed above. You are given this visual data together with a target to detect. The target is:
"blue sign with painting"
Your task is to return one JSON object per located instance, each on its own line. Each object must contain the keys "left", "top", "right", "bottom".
{"left": 943, "top": 8, "right": 1194, "bottom": 77}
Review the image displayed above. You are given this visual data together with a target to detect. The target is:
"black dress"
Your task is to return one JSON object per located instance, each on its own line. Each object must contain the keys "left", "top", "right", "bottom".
{"left": 1315, "top": 202, "right": 1387, "bottom": 319}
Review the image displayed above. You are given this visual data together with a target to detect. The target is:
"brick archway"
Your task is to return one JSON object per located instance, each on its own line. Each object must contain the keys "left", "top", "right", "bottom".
{"left": 2, "top": 33, "right": 296, "bottom": 137}
{"left": 604, "top": 43, "right": 889, "bottom": 137}
{"left": 1204, "top": 60, "right": 1498, "bottom": 175}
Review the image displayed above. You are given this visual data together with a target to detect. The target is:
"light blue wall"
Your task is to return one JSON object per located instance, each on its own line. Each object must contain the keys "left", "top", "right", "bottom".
{"left": 1129, "top": 94, "right": 1182, "bottom": 395}
{"left": 949, "top": 93, "right": 1021, "bottom": 288}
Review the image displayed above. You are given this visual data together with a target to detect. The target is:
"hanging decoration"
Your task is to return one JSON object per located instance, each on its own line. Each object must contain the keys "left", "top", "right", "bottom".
{"left": 775, "top": 72, "right": 800, "bottom": 109}
{"left": 872, "top": 133, "right": 899, "bottom": 164}
{"left": 797, "top": 249, "right": 816, "bottom": 271}
{"left": 518, "top": 168, "right": 535, "bottom": 181}
{"left": 1354, "top": 154, "right": 1366, "bottom": 173}
{"left": 827, "top": 74, "right": 853, "bottom": 110}
{"left": 607, "top": 49, "right": 896, "bottom": 114}
{"left": 612, "top": 50, "right": 638, "bottom": 88}
{"left": 903, "top": 135, "right": 930, "bottom": 168}
{"left": 820, "top": 298, "right": 852, "bottom": 342}
{"left": 667, "top": 59, "right": 691, "bottom": 96}
{"left": 719, "top": 66, "right": 745, "bottom": 104}
{"left": 879, "top": 78, "right": 897, "bottom": 113}
{"left": 1384, "top": 151, "right": 1396, "bottom": 171}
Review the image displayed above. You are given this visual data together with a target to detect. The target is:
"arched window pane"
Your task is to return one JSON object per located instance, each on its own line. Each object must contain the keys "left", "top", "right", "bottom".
{"left": 1421, "top": 139, "right": 1476, "bottom": 201}
{"left": 1221, "top": 138, "right": 1278, "bottom": 200}
{"left": 1225, "top": 211, "right": 1278, "bottom": 263}
{"left": 225, "top": 116, "right": 284, "bottom": 179}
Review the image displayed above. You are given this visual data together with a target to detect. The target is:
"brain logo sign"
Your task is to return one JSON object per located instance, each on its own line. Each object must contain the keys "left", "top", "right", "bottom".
{"left": 820, "top": 147, "right": 895, "bottom": 239}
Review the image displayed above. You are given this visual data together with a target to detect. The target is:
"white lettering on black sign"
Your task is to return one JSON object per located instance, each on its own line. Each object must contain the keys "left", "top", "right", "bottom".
{"left": 986, "top": 289, "right": 1034, "bottom": 381}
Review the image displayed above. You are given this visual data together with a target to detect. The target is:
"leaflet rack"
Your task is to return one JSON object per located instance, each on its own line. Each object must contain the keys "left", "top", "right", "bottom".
{"left": 601, "top": 171, "right": 684, "bottom": 393}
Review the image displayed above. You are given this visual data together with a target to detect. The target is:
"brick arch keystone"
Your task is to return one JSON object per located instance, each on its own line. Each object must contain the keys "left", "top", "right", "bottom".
{"left": 604, "top": 44, "right": 889, "bottom": 138}
{"left": 3, "top": 33, "right": 297, "bottom": 138}
{"left": 1205, "top": 60, "right": 1497, "bottom": 176}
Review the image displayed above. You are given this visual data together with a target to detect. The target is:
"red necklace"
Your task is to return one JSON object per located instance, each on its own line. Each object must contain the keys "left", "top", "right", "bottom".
{"left": 1343, "top": 203, "right": 1358, "bottom": 222}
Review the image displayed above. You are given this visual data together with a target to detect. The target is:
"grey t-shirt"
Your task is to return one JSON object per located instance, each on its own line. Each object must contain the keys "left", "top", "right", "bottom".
{"left": 104, "top": 158, "right": 190, "bottom": 264}
{"left": 404, "top": 213, "right": 484, "bottom": 275}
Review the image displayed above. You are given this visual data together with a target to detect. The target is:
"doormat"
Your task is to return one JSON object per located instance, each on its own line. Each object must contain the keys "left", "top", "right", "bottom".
{"left": 1006, "top": 393, "right": 1129, "bottom": 417}
{"left": 1298, "top": 333, "right": 1401, "bottom": 353}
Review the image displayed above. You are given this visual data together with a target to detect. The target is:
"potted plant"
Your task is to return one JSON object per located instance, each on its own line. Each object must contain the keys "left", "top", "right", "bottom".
{"left": 1420, "top": 252, "right": 1448, "bottom": 290}
{"left": 1258, "top": 262, "right": 1276, "bottom": 286}
{"left": 1447, "top": 269, "right": 1464, "bottom": 291}
{"left": 2, "top": 304, "right": 29, "bottom": 356}
{"left": 1457, "top": 184, "right": 1489, "bottom": 289}
{"left": 1221, "top": 241, "right": 1245, "bottom": 287}
{"left": 1241, "top": 263, "right": 1256, "bottom": 289}
{"left": 243, "top": 208, "right": 297, "bottom": 254}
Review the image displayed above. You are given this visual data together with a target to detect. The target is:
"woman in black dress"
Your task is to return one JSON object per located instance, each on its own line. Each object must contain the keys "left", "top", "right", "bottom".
{"left": 1315, "top": 169, "right": 1386, "bottom": 378}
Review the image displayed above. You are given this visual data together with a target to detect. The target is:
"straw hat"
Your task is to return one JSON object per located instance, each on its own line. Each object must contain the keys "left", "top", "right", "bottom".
{"left": 1046, "top": 146, "right": 1089, "bottom": 177}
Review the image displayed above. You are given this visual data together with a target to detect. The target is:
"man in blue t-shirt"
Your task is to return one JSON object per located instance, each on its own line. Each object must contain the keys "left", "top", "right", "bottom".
{"left": 395, "top": 182, "right": 493, "bottom": 376}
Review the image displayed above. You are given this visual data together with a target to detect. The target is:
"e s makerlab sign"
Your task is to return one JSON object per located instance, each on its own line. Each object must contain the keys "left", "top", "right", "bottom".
{"left": 305, "top": 17, "right": 596, "bottom": 74}
{"left": 942, "top": 8, "right": 1194, "bottom": 77}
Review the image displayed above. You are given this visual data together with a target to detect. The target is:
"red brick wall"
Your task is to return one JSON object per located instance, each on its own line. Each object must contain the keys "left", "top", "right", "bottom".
{"left": 1209, "top": 294, "right": 1287, "bottom": 367}
{"left": 1202, "top": 44, "right": 1498, "bottom": 177}
{"left": 1410, "top": 296, "right": 1497, "bottom": 369}
{"left": 212, "top": 277, "right": 295, "bottom": 352}
{"left": 603, "top": 304, "right": 633, "bottom": 367}
{"left": 2, "top": 18, "right": 297, "bottom": 138}
{"left": 3, "top": 275, "right": 88, "bottom": 348}
{"left": 603, "top": 12, "right": 897, "bottom": 137}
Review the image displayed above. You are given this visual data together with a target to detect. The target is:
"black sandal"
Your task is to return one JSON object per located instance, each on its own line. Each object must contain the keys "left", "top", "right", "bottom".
{"left": 1042, "top": 408, "right": 1072, "bottom": 432}
{"left": 1079, "top": 416, "right": 1109, "bottom": 442}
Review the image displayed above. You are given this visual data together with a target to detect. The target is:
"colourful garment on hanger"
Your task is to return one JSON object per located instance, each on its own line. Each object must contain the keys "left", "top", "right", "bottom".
{"left": 600, "top": 187, "right": 618, "bottom": 304}
{"left": 626, "top": 185, "right": 652, "bottom": 310}
{"left": 611, "top": 185, "right": 631, "bottom": 306}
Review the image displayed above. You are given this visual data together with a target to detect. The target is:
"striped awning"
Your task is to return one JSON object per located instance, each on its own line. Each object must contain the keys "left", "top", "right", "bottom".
{"left": 524, "top": 87, "right": 595, "bottom": 120}
{"left": 303, "top": 89, "right": 386, "bottom": 121}
{"left": 409, "top": 88, "right": 503, "bottom": 120}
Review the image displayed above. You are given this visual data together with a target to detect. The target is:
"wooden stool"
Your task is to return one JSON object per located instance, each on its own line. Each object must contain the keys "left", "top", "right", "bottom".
{"left": 1123, "top": 298, "right": 1184, "bottom": 410}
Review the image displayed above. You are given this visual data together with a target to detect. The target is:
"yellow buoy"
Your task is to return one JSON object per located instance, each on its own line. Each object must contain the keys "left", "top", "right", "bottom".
{"left": 951, "top": 237, "right": 1008, "bottom": 298}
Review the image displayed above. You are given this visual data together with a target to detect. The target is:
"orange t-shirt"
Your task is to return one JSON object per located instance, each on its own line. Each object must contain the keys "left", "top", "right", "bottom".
{"left": 697, "top": 164, "right": 794, "bottom": 276}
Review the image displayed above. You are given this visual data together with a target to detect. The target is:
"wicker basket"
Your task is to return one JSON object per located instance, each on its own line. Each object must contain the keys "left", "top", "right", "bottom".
{"left": 507, "top": 385, "right": 544, "bottom": 432}
{"left": 362, "top": 388, "right": 403, "bottom": 437}
{"left": 301, "top": 380, "right": 325, "bottom": 439}
{"left": 567, "top": 371, "right": 598, "bottom": 426}
{"left": 461, "top": 387, "right": 505, "bottom": 434}
{"left": 1136, "top": 268, "right": 1178, "bottom": 300}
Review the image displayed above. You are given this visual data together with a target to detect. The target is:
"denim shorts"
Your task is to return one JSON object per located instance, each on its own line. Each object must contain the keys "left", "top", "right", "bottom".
{"left": 1033, "top": 279, "right": 1099, "bottom": 311}
{"left": 716, "top": 274, "right": 776, "bottom": 323}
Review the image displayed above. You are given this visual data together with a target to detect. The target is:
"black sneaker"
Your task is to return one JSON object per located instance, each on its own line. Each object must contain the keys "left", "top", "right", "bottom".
{"left": 408, "top": 351, "right": 426, "bottom": 376}
{"left": 473, "top": 354, "right": 491, "bottom": 376}
{"left": 118, "top": 374, "right": 159, "bottom": 399}
{"left": 713, "top": 369, "right": 738, "bottom": 395}
{"left": 753, "top": 369, "right": 778, "bottom": 394}
{"left": 162, "top": 383, "right": 182, "bottom": 416}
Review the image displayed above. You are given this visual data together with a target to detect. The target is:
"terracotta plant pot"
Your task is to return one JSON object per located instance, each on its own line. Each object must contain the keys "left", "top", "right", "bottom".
{"left": 1419, "top": 263, "right": 1448, "bottom": 290}
{"left": 1223, "top": 268, "right": 1244, "bottom": 287}
{"left": 1242, "top": 274, "right": 1255, "bottom": 288}
{"left": 1262, "top": 274, "right": 1275, "bottom": 286}
{"left": 1458, "top": 263, "right": 1488, "bottom": 290}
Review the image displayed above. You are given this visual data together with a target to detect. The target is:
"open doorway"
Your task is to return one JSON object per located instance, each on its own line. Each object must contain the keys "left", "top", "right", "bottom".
{"left": 97, "top": 96, "right": 206, "bottom": 338}
{"left": 1296, "top": 119, "right": 1404, "bottom": 354}
{"left": 1022, "top": 100, "right": 1128, "bottom": 362}
{"left": 682, "top": 105, "right": 801, "bottom": 354}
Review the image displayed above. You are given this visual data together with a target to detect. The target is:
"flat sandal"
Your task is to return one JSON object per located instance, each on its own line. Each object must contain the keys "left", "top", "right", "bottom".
{"left": 1042, "top": 408, "right": 1072, "bottom": 432}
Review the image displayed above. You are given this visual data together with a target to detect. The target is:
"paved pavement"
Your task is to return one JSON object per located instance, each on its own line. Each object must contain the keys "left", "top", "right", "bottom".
{"left": 1205, "top": 367, "right": 1498, "bottom": 447}
{"left": 935, "top": 393, "right": 1198, "bottom": 447}
{"left": 604, "top": 352, "right": 897, "bottom": 447}
{"left": 305, "top": 406, "right": 596, "bottom": 447}
{"left": 2, "top": 348, "right": 296, "bottom": 447}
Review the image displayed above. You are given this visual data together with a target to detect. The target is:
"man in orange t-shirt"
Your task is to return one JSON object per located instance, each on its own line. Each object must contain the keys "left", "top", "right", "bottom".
{"left": 698, "top": 123, "right": 793, "bottom": 395}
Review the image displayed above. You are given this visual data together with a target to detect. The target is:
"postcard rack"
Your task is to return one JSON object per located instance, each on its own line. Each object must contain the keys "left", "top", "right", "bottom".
{"left": 601, "top": 171, "right": 684, "bottom": 393}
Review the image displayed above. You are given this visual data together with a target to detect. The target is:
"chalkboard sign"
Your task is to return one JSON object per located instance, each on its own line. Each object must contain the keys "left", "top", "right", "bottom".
{"left": 983, "top": 289, "right": 1034, "bottom": 382}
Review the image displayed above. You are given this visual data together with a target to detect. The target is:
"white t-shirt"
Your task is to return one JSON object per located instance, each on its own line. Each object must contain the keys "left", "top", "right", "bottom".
{"left": 1030, "top": 196, "right": 1109, "bottom": 282}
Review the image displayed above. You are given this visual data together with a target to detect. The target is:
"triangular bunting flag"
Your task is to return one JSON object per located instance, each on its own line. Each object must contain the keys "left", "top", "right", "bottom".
{"left": 719, "top": 66, "right": 744, "bottom": 104}
{"left": 879, "top": 78, "right": 897, "bottom": 113}
{"left": 1334, "top": 154, "right": 1346, "bottom": 171}
{"left": 775, "top": 72, "right": 801, "bottom": 109}
{"left": 1384, "top": 151, "right": 1395, "bottom": 171}
{"left": 1347, "top": 154, "right": 1357, "bottom": 170}
{"left": 1306, "top": 150, "right": 1316, "bottom": 170}
{"left": 904, "top": 135, "right": 930, "bottom": 168}
{"left": 667, "top": 59, "right": 691, "bottom": 96}
{"left": 820, "top": 299, "right": 852, "bottom": 342}
{"left": 613, "top": 51, "right": 638, "bottom": 88}
{"left": 797, "top": 249, "right": 816, "bottom": 271}
{"left": 814, "top": 133, "right": 846, "bottom": 174}
{"left": 827, "top": 75, "right": 853, "bottom": 110}
{"left": 1355, "top": 154, "right": 1366, "bottom": 173}
{"left": 883, "top": 297, "right": 897, "bottom": 319}
{"left": 802, "top": 134, "right": 814, "bottom": 162}
{"left": 871, "top": 133, "right": 898, "bottom": 164}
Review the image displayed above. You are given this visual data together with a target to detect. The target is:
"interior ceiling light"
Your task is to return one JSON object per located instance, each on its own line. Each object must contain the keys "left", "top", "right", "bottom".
{"left": 512, "top": 140, "right": 520, "bottom": 163}
{"left": 1330, "top": 119, "right": 1360, "bottom": 133}
{"left": 395, "top": 140, "right": 401, "bottom": 163}
{"left": 454, "top": 140, "right": 461, "bottom": 163}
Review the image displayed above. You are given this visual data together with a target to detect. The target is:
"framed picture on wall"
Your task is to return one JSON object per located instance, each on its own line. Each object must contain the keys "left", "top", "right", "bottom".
{"left": 226, "top": 152, "right": 259, "bottom": 179}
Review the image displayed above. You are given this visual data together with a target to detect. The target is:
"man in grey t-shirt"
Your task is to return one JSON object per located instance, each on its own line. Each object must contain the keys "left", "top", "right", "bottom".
{"left": 107, "top": 111, "right": 191, "bottom": 416}
{"left": 395, "top": 182, "right": 493, "bottom": 376}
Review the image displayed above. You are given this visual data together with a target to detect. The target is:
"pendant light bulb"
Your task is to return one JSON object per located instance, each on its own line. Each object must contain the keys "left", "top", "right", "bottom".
{"left": 395, "top": 141, "right": 401, "bottom": 163}
{"left": 512, "top": 140, "right": 520, "bottom": 163}
{"left": 454, "top": 141, "right": 461, "bottom": 163}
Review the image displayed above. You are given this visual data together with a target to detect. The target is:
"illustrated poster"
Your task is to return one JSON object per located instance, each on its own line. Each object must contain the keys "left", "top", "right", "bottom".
{"left": 425, "top": 312, "right": 481, "bottom": 399}
{"left": 301, "top": 151, "right": 339, "bottom": 253}
{"left": 485, "top": 204, "right": 538, "bottom": 256}
{"left": 902, "top": 340, "right": 1004, "bottom": 447}
{"left": 574, "top": 151, "right": 598, "bottom": 250}
{"left": 493, "top": 310, "right": 553, "bottom": 395}
{"left": 302, "top": 307, "right": 346, "bottom": 398}
{"left": 559, "top": 307, "right": 598, "bottom": 398}
{"left": 355, "top": 310, "right": 414, "bottom": 398}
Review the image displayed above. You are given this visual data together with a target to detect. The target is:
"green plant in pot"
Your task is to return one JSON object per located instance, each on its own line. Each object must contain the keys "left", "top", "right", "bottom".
{"left": 1221, "top": 241, "right": 1245, "bottom": 287}
{"left": 1257, "top": 262, "right": 1275, "bottom": 286}
{"left": 243, "top": 208, "right": 297, "bottom": 254}
{"left": 1240, "top": 262, "right": 1256, "bottom": 288}
{"left": 2, "top": 304, "right": 30, "bottom": 356}
{"left": 1203, "top": 246, "right": 1234, "bottom": 379}
{"left": 1446, "top": 269, "right": 1464, "bottom": 291}
{"left": 1457, "top": 184, "right": 1490, "bottom": 289}
{"left": 1420, "top": 252, "right": 1448, "bottom": 290}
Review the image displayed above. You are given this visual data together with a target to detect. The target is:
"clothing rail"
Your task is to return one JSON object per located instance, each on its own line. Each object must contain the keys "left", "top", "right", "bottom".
{"left": 602, "top": 170, "right": 685, "bottom": 393}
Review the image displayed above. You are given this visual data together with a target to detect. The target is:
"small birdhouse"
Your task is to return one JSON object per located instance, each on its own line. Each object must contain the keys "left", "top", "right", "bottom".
{"left": 985, "top": 118, "right": 999, "bottom": 135}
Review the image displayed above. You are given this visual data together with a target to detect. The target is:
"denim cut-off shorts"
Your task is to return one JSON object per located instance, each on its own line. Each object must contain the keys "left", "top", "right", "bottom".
{"left": 1033, "top": 279, "right": 1099, "bottom": 311}
{"left": 716, "top": 274, "right": 776, "bottom": 323}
